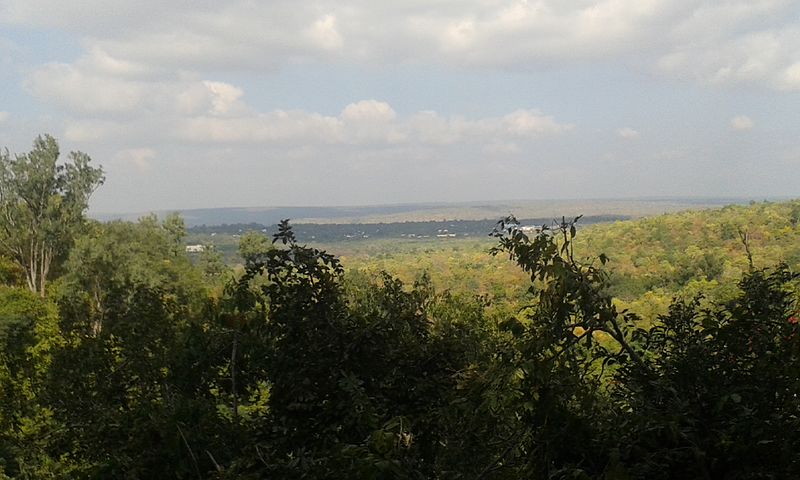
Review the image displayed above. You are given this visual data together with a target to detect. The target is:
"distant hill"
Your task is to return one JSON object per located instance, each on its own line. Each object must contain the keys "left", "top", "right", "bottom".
{"left": 94, "top": 197, "right": 776, "bottom": 227}
{"left": 186, "top": 215, "right": 631, "bottom": 243}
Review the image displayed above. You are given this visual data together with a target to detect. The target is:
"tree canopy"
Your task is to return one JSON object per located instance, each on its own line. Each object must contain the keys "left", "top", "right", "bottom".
{"left": 0, "top": 135, "right": 104, "bottom": 296}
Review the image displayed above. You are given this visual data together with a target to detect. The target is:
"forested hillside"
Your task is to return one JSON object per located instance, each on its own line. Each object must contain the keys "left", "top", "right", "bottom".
{"left": 2, "top": 137, "right": 800, "bottom": 478}
{"left": 338, "top": 201, "right": 800, "bottom": 320}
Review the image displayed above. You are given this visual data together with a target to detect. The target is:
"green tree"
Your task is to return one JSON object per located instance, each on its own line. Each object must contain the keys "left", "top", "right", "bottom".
{"left": 790, "top": 201, "right": 800, "bottom": 227}
{"left": 198, "top": 244, "right": 228, "bottom": 281}
{"left": 162, "top": 212, "right": 187, "bottom": 256}
{"left": 608, "top": 265, "right": 800, "bottom": 478}
{"left": 0, "top": 287, "right": 68, "bottom": 477}
{"left": 0, "top": 135, "right": 104, "bottom": 296}
{"left": 225, "top": 222, "right": 499, "bottom": 478}
{"left": 237, "top": 231, "right": 272, "bottom": 266}
{"left": 59, "top": 216, "right": 205, "bottom": 335}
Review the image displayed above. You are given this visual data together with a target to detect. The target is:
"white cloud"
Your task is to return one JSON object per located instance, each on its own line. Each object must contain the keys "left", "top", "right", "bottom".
{"left": 305, "top": 13, "right": 343, "bottom": 51}
{"left": 81, "top": 46, "right": 154, "bottom": 78}
{"left": 617, "top": 127, "right": 640, "bottom": 139}
{"left": 26, "top": 54, "right": 250, "bottom": 118}
{"left": 40, "top": 61, "right": 574, "bottom": 149}
{"left": 730, "top": 115, "right": 755, "bottom": 131}
{"left": 0, "top": 111, "right": 8, "bottom": 122}
{"left": 341, "top": 100, "right": 396, "bottom": 123}
{"left": 112, "top": 147, "right": 156, "bottom": 172}
{"left": 26, "top": 62, "right": 148, "bottom": 114}
{"left": 175, "top": 110, "right": 344, "bottom": 144}
{"left": 778, "top": 62, "right": 800, "bottom": 90}
{"left": 170, "top": 102, "right": 572, "bottom": 147}
{"left": 658, "top": 24, "right": 800, "bottom": 91}
{"left": 6, "top": 1, "right": 800, "bottom": 91}
{"left": 202, "top": 81, "right": 247, "bottom": 116}
{"left": 501, "top": 109, "right": 574, "bottom": 136}
{"left": 25, "top": 51, "right": 574, "bottom": 148}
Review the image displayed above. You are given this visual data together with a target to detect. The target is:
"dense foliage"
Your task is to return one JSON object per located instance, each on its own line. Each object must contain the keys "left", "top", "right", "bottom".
{"left": 2, "top": 210, "right": 800, "bottom": 478}
{"left": 335, "top": 200, "right": 800, "bottom": 319}
{"left": 2, "top": 137, "right": 800, "bottom": 478}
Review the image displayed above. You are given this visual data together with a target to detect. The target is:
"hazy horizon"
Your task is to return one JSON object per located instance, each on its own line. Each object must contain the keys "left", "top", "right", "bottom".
{"left": 90, "top": 194, "right": 791, "bottom": 216}
{"left": 89, "top": 195, "right": 794, "bottom": 228}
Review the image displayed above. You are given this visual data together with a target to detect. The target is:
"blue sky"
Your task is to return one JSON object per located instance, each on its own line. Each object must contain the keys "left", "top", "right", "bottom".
{"left": 0, "top": 0, "right": 799, "bottom": 213}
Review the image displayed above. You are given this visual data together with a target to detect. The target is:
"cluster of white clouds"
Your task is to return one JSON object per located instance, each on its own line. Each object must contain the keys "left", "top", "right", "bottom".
{"left": 20, "top": 44, "right": 574, "bottom": 147}
{"left": 211, "top": 104, "right": 576, "bottom": 147}
{"left": 10, "top": 0, "right": 792, "bottom": 150}
{"left": 4, "top": 0, "right": 800, "bottom": 89}
{"left": 53, "top": 90, "right": 572, "bottom": 149}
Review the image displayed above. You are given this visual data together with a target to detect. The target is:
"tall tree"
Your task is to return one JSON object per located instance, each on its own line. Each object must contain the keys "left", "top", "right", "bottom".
{"left": 0, "top": 135, "right": 104, "bottom": 296}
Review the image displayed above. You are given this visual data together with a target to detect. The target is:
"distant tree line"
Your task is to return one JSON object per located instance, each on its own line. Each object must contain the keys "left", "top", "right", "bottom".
{"left": 188, "top": 215, "right": 630, "bottom": 243}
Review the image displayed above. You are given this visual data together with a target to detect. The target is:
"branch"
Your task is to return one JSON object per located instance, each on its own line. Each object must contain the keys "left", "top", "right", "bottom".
{"left": 738, "top": 227, "right": 754, "bottom": 270}
{"left": 177, "top": 424, "right": 203, "bottom": 480}
{"left": 606, "top": 314, "right": 647, "bottom": 372}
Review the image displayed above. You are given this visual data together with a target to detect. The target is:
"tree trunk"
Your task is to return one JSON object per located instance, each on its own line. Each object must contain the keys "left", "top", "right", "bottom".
{"left": 231, "top": 328, "right": 239, "bottom": 421}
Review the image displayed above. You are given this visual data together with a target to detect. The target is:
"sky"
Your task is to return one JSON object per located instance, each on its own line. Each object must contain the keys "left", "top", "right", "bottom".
{"left": 0, "top": 0, "right": 799, "bottom": 213}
